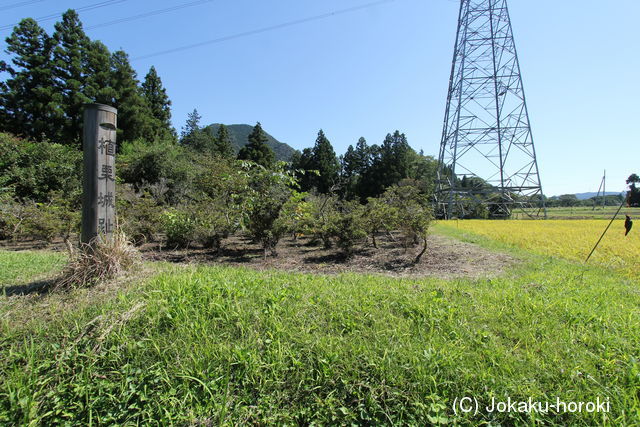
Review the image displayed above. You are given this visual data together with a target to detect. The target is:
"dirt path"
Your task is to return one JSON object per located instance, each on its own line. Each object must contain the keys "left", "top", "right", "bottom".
{"left": 142, "top": 233, "right": 518, "bottom": 279}
{"left": 1, "top": 231, "right": 518, "bottom": 279}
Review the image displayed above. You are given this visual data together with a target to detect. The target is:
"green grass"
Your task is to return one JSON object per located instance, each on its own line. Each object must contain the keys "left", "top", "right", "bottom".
{"left": 0, "top": 244, "right": 639, "bottom": 425}
{"left": 0, "top": 250, "right": 66, "bottom": 287}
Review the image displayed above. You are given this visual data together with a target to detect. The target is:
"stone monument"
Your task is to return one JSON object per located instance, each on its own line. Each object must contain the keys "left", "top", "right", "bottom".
{"left": 81, "top": 104, "right": 117, "bottom": 244}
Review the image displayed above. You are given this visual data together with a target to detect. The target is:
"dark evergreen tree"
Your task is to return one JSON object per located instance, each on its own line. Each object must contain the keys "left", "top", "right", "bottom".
{"left": 353, "top": 137, "right": 371, "bottom": 175}
{"left": 308, "top": 129, "right": 339, "bottom": 193}
{"left": 341, "top": 137, "right": 372, "bottom": 199}
{"left": 0, "top": 18, "right": 57, "bottom": 141}
{"left": 342, "top": 145, "right": 357, "bottom": 178}
{"left": 214, "top": 124, "right": 235, "bottom": 158}
{"left": 359, "top": 144, "right": 383, "bottom": 199}
{"left": 237, "top": 122, "right": 275, "bottom": 168}
{"left": 291, "top": 147, "right": 314, "bottom": 190}
{"left": 110, "top": 50, "right": 154, "bottom": 142}
{"left": 360, "top": 131, "right": 413, "bottom": 198}
{"left": 379, "top": 130, "right": 412, "bottom": 185}
{"left": 51, "top": 9, "right": 90, "bottom": 145}
{"left": 142, "top": 65, "right": 174, "bottom": 141}
{"left": 83, "top": 40, "right": 115, "bottom": 106}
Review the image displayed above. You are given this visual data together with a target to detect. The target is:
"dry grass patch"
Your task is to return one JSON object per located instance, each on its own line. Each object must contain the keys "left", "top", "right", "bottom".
{"left": 54, "top": 232, "right": 139, "bottom": 290}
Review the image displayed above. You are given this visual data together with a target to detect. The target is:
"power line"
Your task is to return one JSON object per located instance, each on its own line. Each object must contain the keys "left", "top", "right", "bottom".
{"left": 132, "top": 0, "right": 397, "bottom": 61}
{"left": 86, "top": 0, "right": 214, "bottom": 30}
{"left": 0, "top": 0, "right": 45, "bottom": 12}
{"left": 0, "top": 0, "right": 128, "bottom": 32}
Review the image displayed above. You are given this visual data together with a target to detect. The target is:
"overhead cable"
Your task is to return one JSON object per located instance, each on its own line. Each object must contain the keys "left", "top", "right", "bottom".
{"left": 0, "top": 0, "right": 46, "bottom": 12}
{"left": 132, "top": 0, "right": 397, "bottom": 61}
{"left": 86, "top": 0, "right": 215, "bottom": 30}
{"left": 0, "top": 0, "right": 129, "bottom": 31}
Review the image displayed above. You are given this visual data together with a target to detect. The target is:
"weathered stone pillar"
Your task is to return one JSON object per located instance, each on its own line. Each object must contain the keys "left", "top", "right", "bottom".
{"left": 81, "top": 104, "right": 117, "bottom": 244}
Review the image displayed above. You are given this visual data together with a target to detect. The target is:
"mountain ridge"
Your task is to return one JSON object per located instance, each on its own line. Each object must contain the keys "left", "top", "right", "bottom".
{"left": 203, "top": 123, "right": 297, "bottom": 162}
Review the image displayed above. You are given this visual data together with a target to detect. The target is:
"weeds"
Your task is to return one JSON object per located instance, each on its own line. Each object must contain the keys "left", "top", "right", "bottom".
{"left": 54, "top": 231, "right": 139, "bottom": 290}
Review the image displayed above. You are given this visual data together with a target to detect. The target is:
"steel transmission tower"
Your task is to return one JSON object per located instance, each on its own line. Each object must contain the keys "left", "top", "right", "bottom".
{"left": 436, "top": 0, "right": 546, "bottom": 219}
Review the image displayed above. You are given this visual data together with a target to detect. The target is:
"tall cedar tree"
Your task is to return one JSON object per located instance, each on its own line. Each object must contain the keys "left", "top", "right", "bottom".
{"left": 52, "top": 9, "right": 91, "bottom": 145}
{"left": 142, "top": 66, "right": 174, "bottom": 141}
{"left": 110, "top": 50, "right": 155, "bottom": 143}
{"left": 309, "top": 130, "right": 339, "bottom": 193}
{"left": 341, "top": 137, "right": 370, "bottom": 199}
{"left": 214, "top": 124, "right": 235, "bottom": 158}
{"left": 360, "top": 131, "right": 413, "bottom": 198}
{"left": 83, "top": 40, "right": 115, "bottom": 106}
{"left": 0, "top": 10, "right": 175, "bottom": 147}
{"left": 237, "top": 122, "right": 275, "bottom": 168}
{"left": 0, "top": 18, "right": 57, "bottom": 140}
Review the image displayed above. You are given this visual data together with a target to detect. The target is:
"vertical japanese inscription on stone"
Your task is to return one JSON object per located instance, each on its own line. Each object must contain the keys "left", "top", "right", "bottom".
{"left": 81, "top": 104, "right": 117, "bottom": 244}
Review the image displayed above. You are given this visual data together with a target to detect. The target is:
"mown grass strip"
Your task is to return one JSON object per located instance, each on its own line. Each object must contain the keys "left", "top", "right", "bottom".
{"left": 1, "top": 248, "right": 638, "bottom": 424}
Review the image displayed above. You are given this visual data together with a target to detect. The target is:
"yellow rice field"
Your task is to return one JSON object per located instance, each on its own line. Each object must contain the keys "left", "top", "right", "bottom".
{"left": 439, "top": 219, "right": 639, "bottom": 276}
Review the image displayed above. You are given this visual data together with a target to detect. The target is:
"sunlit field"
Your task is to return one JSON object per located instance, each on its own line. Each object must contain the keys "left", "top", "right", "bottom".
{"left": 515, "top": 206, "right": 640, "bottom": 220}
{"left": 438, "top": 219, "right": 638, "bottom": 277}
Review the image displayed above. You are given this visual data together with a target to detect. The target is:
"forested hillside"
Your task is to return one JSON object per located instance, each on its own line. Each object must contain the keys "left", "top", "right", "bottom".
{"left": 204, "top": 123, "right": 297, "bottom": 161}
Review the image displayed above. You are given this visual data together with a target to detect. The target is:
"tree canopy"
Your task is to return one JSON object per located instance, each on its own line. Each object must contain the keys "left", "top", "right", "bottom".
{"left": 0, "top": 10, "right": 175, "bottom": 147}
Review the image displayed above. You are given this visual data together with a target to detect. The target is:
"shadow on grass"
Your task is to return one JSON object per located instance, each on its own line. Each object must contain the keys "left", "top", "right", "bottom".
{"left": 2, "top": 279, "right": 55, "bottom": 296}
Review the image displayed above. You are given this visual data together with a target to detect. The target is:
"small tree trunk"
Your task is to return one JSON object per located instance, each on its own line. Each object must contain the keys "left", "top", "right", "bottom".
{"left": 371, "top": 233, "right": 378, "bottom": 249}
{"left": 414, "top": 236, "right": 428, "bottom": 264}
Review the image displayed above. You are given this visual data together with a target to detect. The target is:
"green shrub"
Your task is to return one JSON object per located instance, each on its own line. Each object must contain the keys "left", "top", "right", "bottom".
{"left": 306, "top": 194, "right": 339, "bottom": 249}
{"left": 119, "top": 138, "right": 197, "bottom": 205}
{"left": 161, "top": 208, "right": 197, "bottom": 248}
{"left": 382, "top": 183, "right": 433, "bottom": 262}
{"left": 160, "top": 202, "right": 235, "bottom": 250}
{"left": 117, "top": 185, "right": 162, "bottom": 245}
{"left": 363, "top": 197, "right": 400, "bottom": 248}
{"left": 243, "top": 163, "right": 298, "bottom": 257}
{"left": 332, "top": 201, "right": 367, "bottom": 257}
{"left": 0, "top": 132, "right": 81, "bottom": 203}
{"left": 192, "top": 203, "right": 234, "bottom": 251}
{"left": 0, "top": 194, "right": 20, "bottom": 240}
{"left": 277, "top": 191, "right": 313, "bottom": 240}
{"left": 0, "top": 193, "right": 79, "bottom": 243}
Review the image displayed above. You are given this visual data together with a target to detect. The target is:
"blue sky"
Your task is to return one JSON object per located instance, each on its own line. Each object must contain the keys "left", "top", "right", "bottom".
{"left": 1, "top": 0, "right": 638, "bottom": 196}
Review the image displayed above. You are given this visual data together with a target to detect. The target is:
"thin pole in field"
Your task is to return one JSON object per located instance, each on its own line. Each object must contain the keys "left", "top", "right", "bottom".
{"left": 585, "top": 194, "right": 627, "bottom": 263}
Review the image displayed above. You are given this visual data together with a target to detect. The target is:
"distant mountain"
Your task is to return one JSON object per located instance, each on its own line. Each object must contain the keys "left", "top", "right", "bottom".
{"left": 203, "top": 123, "right": 297, "bottom": 162}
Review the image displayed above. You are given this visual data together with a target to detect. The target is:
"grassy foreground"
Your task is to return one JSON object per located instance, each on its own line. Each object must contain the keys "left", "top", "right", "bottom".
{"left": 1, "top": 242, "right": 639, "bottom": 425}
